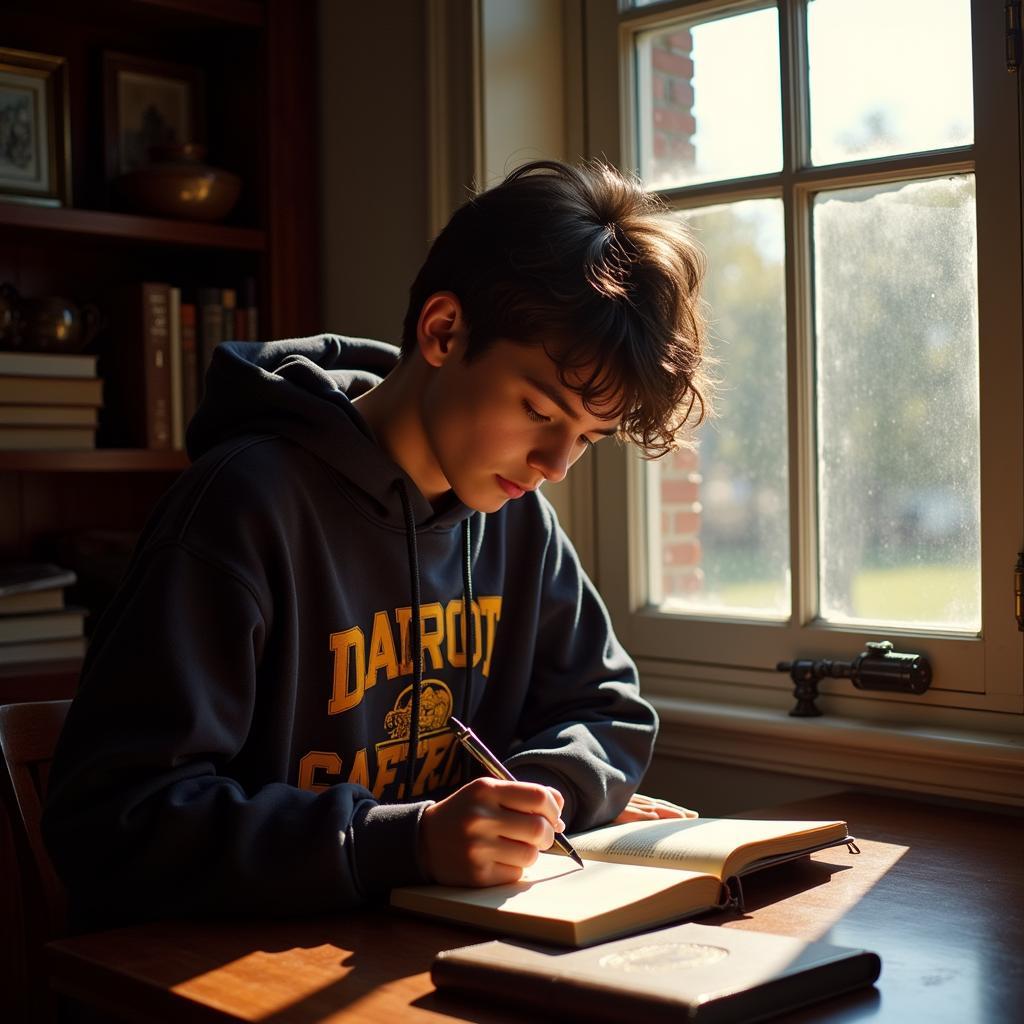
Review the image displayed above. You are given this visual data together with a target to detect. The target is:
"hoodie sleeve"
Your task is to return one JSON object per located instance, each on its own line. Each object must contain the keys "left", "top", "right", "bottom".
{"left": 503, "top": 502, "right": 658, "bottom": 832}
{"left": 42, "top": 541, "right": 430, "bottom": 926}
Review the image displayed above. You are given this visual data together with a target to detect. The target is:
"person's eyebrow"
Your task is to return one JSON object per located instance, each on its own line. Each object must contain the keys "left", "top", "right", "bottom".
{"left": 524, "top": 375, "right": 620, "bottom": 436}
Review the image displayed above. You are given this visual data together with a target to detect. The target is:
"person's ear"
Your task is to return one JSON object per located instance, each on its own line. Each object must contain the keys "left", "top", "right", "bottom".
{"left": 416, "top": 292, "right": 467, "bottom": 368}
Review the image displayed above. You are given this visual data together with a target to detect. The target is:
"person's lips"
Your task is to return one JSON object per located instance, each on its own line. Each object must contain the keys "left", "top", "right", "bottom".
{"left": 496, "top": 475, "right": 526, "bottom": 499}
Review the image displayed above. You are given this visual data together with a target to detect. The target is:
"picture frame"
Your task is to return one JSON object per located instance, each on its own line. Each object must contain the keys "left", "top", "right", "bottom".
{"left": 103, "top": 51, "right": 205, "bottom": 181}
{"left": 0, "top": 47, "right": 72, "bottom": 207}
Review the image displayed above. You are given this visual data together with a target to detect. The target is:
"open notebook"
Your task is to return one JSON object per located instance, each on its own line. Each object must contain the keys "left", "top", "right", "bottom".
{"left": 391, "top": 816, "right": 854, "bottom": 947}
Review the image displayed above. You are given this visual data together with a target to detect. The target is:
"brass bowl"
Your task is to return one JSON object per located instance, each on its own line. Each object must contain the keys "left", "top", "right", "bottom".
{"left": 114, "top": 161, "right": 242, "bottom": 222}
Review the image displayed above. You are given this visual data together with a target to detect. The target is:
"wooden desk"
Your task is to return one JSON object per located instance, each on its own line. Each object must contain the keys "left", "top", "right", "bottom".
{"left": 45, "top": 792, "right": 1024, "bottom": 1023}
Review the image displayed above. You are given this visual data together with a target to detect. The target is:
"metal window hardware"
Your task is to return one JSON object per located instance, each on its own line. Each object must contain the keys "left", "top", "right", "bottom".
{"left": 776, "top": 640, "right": 933, "bottom": 717}
{"left": 1015, "top": 552, "right": 1023, "bottom": 631}
{"left": 1008, "top": 0, "right": 1022, "bottom": 72}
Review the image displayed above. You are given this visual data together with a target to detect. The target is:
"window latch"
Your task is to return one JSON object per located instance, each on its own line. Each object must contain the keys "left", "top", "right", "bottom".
{"left": 776, "top": 641, "right": 933, "bottom": 717}
{"left": 1007, "top": 0, "right": 1022, "bottom": 72}
{"left": 1015, "top": 552, "right": 1024, "bottom": 631}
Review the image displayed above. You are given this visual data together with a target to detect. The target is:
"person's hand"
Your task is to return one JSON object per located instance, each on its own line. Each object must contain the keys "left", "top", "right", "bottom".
{"left": 417, "top": 777, "right": 565, "bottom": 887}
{"left": 612, "top": 792, "right": 699, "bottom": 824}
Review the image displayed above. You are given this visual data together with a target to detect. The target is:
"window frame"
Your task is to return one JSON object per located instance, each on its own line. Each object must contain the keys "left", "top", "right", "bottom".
{"left": 585, "top": 0, "right": 1024, "bottom": 719}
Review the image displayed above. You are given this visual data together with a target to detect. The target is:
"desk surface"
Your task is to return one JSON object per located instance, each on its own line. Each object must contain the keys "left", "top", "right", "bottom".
{"left": 46, "top": 792, "right": 1024, "bottom": 1024}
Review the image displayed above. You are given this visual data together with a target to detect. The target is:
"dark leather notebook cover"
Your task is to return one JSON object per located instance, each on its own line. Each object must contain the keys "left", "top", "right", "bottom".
{"left": 432, "top": 921, "right": 881, "bottom": 1024}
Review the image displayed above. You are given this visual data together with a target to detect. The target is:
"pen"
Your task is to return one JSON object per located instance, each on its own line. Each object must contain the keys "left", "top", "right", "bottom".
{"left": 449, "top": 716, "right": 585, "bottom": 868}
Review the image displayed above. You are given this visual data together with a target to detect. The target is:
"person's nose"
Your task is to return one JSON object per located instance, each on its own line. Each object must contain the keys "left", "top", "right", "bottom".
{"left": 527, "top": 436, "right": 576, "bottom": 485}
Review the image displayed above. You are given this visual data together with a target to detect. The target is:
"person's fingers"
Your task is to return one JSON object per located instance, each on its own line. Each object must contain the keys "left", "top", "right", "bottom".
{"left": 647, "top": 803, "right": 698, "bottom": 819}
{"left": 490, "top": 780, "right": 565, "bottom": 832}
{"left": 486, "top": 834, "right": 546, "bottom": 869}
{"left": 474, "top": 860, "right": 525, "bottom": 887}
{"left": 612, "top": 795, "right": 701, "bottom": 824}
{"left": 487, "top": 804, "right": 557, "bottom": 850}
{"left": 628, "top": 793, "right": 699, "bottom": 818}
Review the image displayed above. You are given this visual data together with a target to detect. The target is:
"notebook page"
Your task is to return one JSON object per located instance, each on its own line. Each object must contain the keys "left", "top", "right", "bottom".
{"left": 393, "top": 853, "right": 718, "bottom": 924}
{"left": 568, "top": 818, "right": 847, "bottom": 877}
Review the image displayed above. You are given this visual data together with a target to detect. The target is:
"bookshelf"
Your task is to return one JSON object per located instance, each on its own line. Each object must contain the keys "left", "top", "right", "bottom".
{"left": 0, "top": 202, "right": 267, "bottom": 251}
{"left": 0, "top": 0, "right": 320, "bottom": 696}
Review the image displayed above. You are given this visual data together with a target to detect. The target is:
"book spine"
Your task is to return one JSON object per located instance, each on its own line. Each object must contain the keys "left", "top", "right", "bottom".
{"left": 142, "top": 283, "right": 172, "bottom": 450}
{"left": 241, "top": 276, "right": 258, "bottom": 341}
{"left": 180, "top": 302, "right": 199, "bottom": 430}
{"left": 0, "top": 405, "right": 98, "bottom": 427}
{"left": 169, "top": 286, "right": 183, "bottom": 451}
{"left": 430, "top": 959, "right": 676, "bottom": 1024}
{"left": 0, "top": 352, "right": 98, "bottom": 379}
{"left": 0, "top": 426, "right": 95, "bottom": 451}
{"left": 197, "top": 287, "right": 223, "bottom": 396}
{"left": 222, "top": 288, "right": 237, "bottom": 342}
{"left": 0, "top": 376, "right": 103, "bottom": 406}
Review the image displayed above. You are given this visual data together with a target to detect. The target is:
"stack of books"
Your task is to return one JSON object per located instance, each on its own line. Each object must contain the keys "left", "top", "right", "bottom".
{"left": 105, "top": 278, "right": 258, "bottom": 451}
{"left": 0, "top": 351, "right": 103, "bottom": 451}
{"left": 0, "top": 562, "right": 87, "bottom": 665}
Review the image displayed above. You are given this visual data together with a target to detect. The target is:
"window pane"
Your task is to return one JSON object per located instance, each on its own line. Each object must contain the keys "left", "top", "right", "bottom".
{"left": 648, "top": 200, "right": 789, "bottom": 618}
{"left": 808, "top": 0, "right": 973, "bottom": 165}
{"left": 814, "top": 176, "right": 981, "bottom": 631}
{"left": 635, "top": 8, "right": 782, "bottom": 189}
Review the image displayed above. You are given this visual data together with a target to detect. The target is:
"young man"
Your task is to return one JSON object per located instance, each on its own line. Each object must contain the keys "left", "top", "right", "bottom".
{"left": 43, "top": 161, "right": 709, "bottom": 926}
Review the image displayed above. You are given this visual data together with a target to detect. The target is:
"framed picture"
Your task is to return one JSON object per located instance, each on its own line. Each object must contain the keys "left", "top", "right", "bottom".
{"left": 103, "top": 52, "right": 205, "bottom": 180}
{"left": 0, "top": 47, "right": 71, "bottom": 207}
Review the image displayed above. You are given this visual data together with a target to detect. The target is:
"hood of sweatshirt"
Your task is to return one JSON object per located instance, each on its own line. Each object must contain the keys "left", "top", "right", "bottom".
{"left": 186, "top": 335, "right": 472, "bottom": 531}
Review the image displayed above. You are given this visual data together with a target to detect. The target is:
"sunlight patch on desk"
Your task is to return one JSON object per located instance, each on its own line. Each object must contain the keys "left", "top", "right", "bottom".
{"left": 171, "top": 943, "right": 355, "bottom": 1018}
{"left": 723, "top": 839, "right": 909, "bottom": 942}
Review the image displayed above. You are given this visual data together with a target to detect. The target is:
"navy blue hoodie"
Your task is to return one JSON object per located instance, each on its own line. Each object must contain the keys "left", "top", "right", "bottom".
{"left": 42, "top": 336, "right": 657, "bottom": 925}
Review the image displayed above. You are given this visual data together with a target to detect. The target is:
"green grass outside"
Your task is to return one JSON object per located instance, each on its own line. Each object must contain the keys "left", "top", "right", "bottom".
{"left": 704, "top": 563, "right": 979, "bottom": 627}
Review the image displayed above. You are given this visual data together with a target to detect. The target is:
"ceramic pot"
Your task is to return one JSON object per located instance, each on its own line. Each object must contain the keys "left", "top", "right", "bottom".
{"left": 21, "top": 297, "right": 102, "bottom": 353}
{"left": 113, "top": 143, "right": 242, "bottom": 222}
{"left": 0, "top": 283, "right": 23, "bottom": 349}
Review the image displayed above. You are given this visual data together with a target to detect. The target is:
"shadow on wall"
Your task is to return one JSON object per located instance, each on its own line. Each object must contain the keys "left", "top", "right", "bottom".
{"left": 642, "top": 755, "right": 845, "bottom": 817}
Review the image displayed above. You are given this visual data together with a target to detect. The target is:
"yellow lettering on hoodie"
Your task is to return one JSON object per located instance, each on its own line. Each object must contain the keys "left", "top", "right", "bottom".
{"left": 298, "top": 750, "right": 342, "bottom": 793}
{"left": 373, "top": 742, "right": 406, "bottom": 798}
{"left": 395, "top": 605, "right": 413, "bottom": 673}
{"left": 328, "top": 627, "right": 365, "bottom": 714}
{"left": 365, "top": 610, "right": 399, "bottom": 687}
{"left": 478, "top": 595, "right": 503, "bottom": 677}
{"left": 414, "top": 731, "right": 455, "bottom": 796}
{"left": 347, "top": 747, "right": 370, "bottom": 789}
{"left": 445, "top": 599, "right": 482, "bottom": 669}
{"left": 419, "top": 601, "right": 444, "bottom": 670}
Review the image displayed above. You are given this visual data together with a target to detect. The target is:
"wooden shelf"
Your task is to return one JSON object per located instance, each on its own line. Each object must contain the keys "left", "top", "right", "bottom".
{"left": 0, "top": 203, "right": 266, "bottom": 252}
{"left": 132, "top": 0, "right": 265, "bottom": 28}
{"left": 0, "top": 659, "right": 81, "bottom": 703}
{"left": 0, "top": 450, "right": 190, "bottom": 472}
{"left": 4, "top": 0, "right": 265, "bottom": 31}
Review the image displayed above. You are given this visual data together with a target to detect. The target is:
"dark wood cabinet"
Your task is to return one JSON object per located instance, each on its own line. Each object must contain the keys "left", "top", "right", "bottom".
{"left": 1, "top": 6, "right": 320, "bottom": 1019}
{"left": 0, "top": 0, "right": 320, "bottom": 702}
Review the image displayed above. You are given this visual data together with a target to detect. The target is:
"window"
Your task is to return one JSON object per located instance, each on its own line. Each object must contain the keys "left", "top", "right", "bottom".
{"left": 587, "top": 0, "right": 1023, "bottom": 717}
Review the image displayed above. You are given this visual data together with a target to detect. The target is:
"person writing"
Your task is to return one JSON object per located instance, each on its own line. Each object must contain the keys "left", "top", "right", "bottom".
{"left": 43, "top": 160, "right": 709, "bottom": 926}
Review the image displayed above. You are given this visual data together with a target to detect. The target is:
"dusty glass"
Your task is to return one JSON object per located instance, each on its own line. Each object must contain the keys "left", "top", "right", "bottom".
{"left": 814, "top": 175, "right": 981, "bottom": 630}
{"left": 649, "top": 199, "right": 790, "bottom": 618}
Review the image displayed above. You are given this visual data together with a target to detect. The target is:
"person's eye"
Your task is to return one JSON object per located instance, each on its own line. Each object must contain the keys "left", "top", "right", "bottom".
{"left": 522, "top": 399, "right": 550, "bottom": 423}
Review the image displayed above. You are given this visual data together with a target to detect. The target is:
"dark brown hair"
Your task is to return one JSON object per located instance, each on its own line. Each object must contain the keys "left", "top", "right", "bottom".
{"left": 402, "top": 160, "right": 711, "bottom": 456}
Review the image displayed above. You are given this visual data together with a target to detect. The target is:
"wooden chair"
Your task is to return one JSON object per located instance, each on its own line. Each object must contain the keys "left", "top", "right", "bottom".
{"left": 0, "top": 699, "right": 71, "bottom": 1024}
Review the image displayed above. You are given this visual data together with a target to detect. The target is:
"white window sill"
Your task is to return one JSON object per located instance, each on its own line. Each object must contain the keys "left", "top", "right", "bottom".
{"left": 650, "top": 694, "right": 1024, "bottom": 808}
